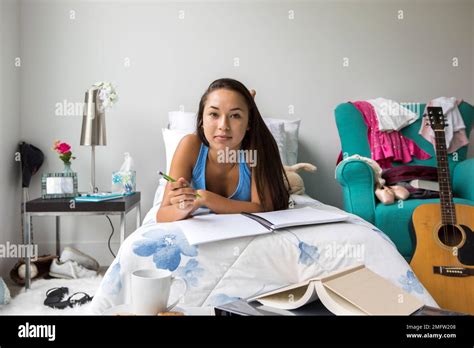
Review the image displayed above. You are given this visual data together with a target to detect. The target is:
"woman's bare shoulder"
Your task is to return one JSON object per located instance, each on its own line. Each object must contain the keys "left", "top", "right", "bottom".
{"left": 179, "top": 133, "right": 201, "bottom": 151}
{"left": 174, "top": 133, "right": 201, "bottom": 165}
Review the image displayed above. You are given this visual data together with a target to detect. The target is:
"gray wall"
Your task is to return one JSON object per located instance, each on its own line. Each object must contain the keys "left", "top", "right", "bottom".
{"left": 14, "top": 0, "right": 474, "bottom": 267}
{"left": 0, "top": 0, "right": 21, "bottom": 277}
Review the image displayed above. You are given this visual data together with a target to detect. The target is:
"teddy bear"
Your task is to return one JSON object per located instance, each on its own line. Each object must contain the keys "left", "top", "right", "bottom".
{"left": 283, "top": 163, "right": 317, "bottom": 195}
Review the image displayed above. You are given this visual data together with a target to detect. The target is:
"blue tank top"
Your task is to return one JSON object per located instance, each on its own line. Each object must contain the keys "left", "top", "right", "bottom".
{"left": 191, "top": 143, "right": 251, "bottom": 202}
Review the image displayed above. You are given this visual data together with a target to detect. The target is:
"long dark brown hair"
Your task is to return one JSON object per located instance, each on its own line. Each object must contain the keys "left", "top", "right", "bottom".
{"left": 196, "top": 78, "right": 290, "bottom": 211}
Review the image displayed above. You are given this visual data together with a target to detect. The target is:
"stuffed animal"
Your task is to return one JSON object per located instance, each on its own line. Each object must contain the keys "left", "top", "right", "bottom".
{"left": 284, "top": 163, "right": 317, "bottom": 195}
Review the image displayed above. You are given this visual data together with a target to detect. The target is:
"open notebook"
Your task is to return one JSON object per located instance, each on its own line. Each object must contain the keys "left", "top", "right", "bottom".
{"left": 174, "top": 206, "right": 348, "bottom": 245}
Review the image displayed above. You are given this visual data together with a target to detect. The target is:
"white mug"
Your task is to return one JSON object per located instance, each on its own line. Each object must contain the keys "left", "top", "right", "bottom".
{"left": 131, "top": 269, "right": 187, "bottom": 315}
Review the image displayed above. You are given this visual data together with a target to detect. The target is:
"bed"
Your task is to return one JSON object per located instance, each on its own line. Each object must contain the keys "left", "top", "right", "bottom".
{"left": 89, "top": 193, "right": 438, "bottom": 314}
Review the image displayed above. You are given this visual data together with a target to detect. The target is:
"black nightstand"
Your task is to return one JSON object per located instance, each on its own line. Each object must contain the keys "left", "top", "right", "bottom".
{"left": 23, "top": 192, "right": 141, "bottom": 289}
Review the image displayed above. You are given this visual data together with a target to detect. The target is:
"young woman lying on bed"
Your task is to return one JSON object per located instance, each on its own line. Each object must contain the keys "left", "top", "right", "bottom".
{"left": 157, "top": 78, "right": 291, "bottom": 222}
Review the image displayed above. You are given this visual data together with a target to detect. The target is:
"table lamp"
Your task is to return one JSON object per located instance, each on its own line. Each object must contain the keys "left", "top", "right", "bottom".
{"left": 80, "top": 86, "right": 106, "bottom": 193}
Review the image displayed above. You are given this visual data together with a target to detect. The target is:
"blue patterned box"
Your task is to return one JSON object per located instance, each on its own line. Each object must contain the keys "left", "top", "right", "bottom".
{"left": 112, "top": 170, "right": 136, "bottom": 194}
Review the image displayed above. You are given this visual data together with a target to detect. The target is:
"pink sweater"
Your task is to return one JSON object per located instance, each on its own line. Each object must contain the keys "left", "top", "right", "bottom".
{"left": 352, "top": 101, "right": 431, "bottom": 169}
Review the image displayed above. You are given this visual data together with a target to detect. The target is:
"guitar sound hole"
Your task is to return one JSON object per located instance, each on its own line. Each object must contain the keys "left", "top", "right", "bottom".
{"left": 437, "top": 225, "right": 463, "bottom": 247}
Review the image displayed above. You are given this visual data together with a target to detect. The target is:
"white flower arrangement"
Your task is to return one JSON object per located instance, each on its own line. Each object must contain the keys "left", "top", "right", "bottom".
{"left": 93, "top": 81, "right": 118, "bottom": 110}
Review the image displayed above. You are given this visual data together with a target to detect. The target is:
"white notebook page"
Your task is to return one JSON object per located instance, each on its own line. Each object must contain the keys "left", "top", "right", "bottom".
{"left": 174, "top": 213, "right": 270, "bottom": 245}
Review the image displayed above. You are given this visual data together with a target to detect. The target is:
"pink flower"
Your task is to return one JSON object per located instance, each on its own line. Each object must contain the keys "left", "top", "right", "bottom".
{"left": 57, "top": 143, "right": 71, "bottom": 154}
{"left": 52, "top": 140, "right": 76, "bottom": 164}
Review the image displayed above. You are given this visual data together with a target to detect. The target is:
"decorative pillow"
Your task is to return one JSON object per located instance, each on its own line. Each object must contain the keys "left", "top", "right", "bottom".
{"left": 263, "top": 121, "right": 288, "bottom": 165}
{"left": 168, "top": 111, "right": 196, "bottom": 133}
{"left": 264, "top": 118, "right": 301, "bottom": 166}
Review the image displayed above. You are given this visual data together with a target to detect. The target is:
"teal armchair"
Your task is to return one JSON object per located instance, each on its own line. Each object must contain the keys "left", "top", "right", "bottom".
{"left": 334, "top": 102, "right": 474, "bottom": 260}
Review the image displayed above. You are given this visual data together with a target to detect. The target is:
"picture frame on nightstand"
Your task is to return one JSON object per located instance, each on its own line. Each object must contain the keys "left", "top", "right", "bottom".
{"left": 41, "top": 172, "right": 78, "bottom": 199}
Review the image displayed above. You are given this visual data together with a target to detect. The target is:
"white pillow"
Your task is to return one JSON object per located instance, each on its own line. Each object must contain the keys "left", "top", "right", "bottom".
{"left": 154, "top": 128, "right": 194, "bottom": 207}
{"left": 162, "top": 128, "right": 194, "bottom": 175}
{"left": 168, "top": 111, "right": 196, "bottom": 133}
{"left": 264, "top": 118, "right": 301, "bottom": 166}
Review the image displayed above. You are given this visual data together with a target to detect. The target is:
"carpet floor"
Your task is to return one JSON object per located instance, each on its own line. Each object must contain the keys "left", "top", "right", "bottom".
{"left": 0, "top": 276, "right": 102, "bottom": 315}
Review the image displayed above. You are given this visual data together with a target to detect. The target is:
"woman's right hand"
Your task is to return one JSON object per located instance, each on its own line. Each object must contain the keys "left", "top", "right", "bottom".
{"left": 168, "top": 177, "right": 198, "bottom": 217}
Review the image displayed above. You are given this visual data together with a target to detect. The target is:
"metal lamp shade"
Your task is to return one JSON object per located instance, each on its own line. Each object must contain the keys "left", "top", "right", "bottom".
{"left": 80, "top": 87, "right": 107, "bottom": 146}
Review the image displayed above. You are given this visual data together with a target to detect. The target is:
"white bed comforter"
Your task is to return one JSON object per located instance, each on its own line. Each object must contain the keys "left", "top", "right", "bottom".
{"left": 89, "top": 195, "right": 437, "bottom": 313}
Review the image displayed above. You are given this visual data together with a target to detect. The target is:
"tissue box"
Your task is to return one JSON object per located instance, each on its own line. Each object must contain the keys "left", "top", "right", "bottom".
{"left": 112, "top": 170, "right": 136, "bottom": 194}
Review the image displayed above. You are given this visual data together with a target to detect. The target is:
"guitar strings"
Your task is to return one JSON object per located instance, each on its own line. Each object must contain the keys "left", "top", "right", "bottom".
{"left": 433, "top": 112, "right": 452, "bottom": 248}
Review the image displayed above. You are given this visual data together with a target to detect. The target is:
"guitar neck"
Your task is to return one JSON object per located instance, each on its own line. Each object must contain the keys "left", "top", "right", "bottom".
{"left": 434, "top": 129, "right": 457, "bottom": 225}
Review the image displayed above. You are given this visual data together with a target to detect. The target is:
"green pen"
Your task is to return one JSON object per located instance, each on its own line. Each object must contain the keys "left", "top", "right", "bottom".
{"left": 159, "top": 171, "right": 202, "bottom": 198}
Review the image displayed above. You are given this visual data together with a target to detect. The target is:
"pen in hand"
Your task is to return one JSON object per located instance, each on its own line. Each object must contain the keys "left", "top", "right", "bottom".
{"left": 158, "top": 171, "right": 202, "bottom": 198}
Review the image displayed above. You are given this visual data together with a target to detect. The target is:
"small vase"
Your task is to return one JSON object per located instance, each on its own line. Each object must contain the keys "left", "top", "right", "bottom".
{"left": 63, "top": 162, "right": 73, "bottom": 173}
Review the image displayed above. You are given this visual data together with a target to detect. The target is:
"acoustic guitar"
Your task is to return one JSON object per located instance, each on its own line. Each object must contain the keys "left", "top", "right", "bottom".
{"left": 410, "top": 106, "right": 474, "bottom": 314}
